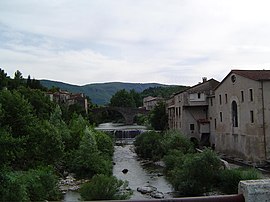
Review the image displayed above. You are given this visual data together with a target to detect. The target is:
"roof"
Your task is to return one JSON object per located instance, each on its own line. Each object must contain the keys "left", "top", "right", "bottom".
{"left": 215, "top": 69, "right": 270, "bottom": 91}
{"left": 172, "top": 78, "right": 219, "bottom": 96}
{"left": 231, "top": 69, "right": 270, "bottom": 81}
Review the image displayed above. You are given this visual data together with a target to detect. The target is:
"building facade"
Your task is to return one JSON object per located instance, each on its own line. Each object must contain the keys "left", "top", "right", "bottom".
{"left": 167, "top": 78, "right": 219, "bottom": 146}
{"left": 215, "top": 70, "right": 270, "bottom": 163}
{"left": 143, "top": 96, "right": 163, "bottom": 110}
{"left": 47, "top": 90, "right": 89, "bottom": 114}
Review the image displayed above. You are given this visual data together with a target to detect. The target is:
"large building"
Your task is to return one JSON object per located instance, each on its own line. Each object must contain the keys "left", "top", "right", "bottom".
{"left": 143, "top": 96, "right": 163, "bottom": 110}
{"left": 215, "top": 70, "right": 270, "bottom": 163}
{"left": 167, "top": 70, "right": 270, "bottom": 164}
{"left": 167, "top": 78, "right": 219, "bottom": 146}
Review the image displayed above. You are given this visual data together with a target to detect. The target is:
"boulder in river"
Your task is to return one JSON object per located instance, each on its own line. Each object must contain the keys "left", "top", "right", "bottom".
{"left": 122, "top": 168, "right": 129, "bottom": 174}
{"left": 150, "top": 191, "right": 164, "bottom": 199}
{"left": 137, "top": 186, "right": 157, "bottom": 194}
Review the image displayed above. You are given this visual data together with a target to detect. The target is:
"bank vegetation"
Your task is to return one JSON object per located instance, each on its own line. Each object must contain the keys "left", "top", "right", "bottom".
{"left": 134, "top": 130, "right": 261, "bottom": 196}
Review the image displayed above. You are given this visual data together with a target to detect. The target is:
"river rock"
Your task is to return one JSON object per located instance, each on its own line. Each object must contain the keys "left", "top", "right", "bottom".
{"left": 122, "top": 169, "right": 129, "bottom": 174}
{"left": 150, "top": 191, "right": 164, "bottom": 199}
{"left": 137, "top": 186, "right": 157, "bottom": 194}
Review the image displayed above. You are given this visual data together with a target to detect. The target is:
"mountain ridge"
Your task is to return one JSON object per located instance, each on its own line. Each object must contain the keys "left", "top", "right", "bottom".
{"left": 40, "top": 80, "right": 171, "bottom": 105}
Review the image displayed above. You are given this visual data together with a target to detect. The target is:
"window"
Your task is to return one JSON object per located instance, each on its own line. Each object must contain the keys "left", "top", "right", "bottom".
{"left": 249, "top": 89, "right": 253, "bottom": 101}
{"left": 190, "top": 124, "right": 195, "bottom": 131}
{"left": 225, "top": 94, "right": 228, "bottom": 103}
{"left": 232, "top": 101, "right": 238, "bottom": 127}
{"left": 241, "top": 90, "right": 244, "bottom": 102}
{"left": 219, "top": 94, "right": 222, "bottom": 105}
{"left": 198, "top": 93, "right": 201, "bottom": 99}
{"left": 250, "top": 111, "right": 254, "bottom": 123}
{"left": 210, "top": 98, "right": 213, "bottom": 106}
{"left": 214, "top": 118, "right": 217, "bottom": 129}
{"left": 220, "top": 112, "right": 223, "bottom": 122}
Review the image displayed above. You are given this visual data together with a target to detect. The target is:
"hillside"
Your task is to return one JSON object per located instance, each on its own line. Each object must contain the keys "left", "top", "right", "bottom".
{"left": 40, "top": 80, "right": 169, "bottom": 105}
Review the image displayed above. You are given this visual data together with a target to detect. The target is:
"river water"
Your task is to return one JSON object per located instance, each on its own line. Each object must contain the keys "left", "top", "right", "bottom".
{"left": 63, "top": 123, "right": 173, "bottom": 201}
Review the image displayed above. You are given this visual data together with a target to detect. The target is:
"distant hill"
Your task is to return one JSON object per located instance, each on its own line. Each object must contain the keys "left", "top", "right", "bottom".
{"left": 40, "top": 80, "right": 172, "bottom": 105}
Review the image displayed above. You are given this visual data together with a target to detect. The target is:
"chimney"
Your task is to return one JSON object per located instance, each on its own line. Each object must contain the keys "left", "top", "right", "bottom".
{"left": 202, "top": 77, "right": 207, "bottom": 83}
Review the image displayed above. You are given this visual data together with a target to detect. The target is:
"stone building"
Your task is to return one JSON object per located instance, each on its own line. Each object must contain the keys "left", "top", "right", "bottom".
{"left": 143, "top": 96, "right": 163, "bottom": 110}
{"left": 47, "top": 90, "right": 89, "bottom": 114}
{"left": 167, "top": 78, "right": 219, "bottom": 146}
{"left": 215, "top": 70, "right": 270, "bottom": 163}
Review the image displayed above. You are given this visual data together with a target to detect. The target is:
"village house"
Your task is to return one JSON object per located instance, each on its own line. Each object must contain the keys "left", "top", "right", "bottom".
{"left": 47, "top": 90, "right": 89, "bottom": 114}
{"left": 143, "top": 96, "right": 163, "bottom": 110}
{"left": 167, "top": 78, "right": 219, "bottom": 147}
{"left": 215, "top": 70, "right": 270, "bottom": 163}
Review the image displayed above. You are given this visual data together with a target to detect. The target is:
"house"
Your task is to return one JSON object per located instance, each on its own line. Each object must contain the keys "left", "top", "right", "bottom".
{"left": 143, "top": 96, "right": 163, "bottom": 110}
{"left": 215, "top": 70, "right": 270, "bottom": 163}
{"left": 47, "top": 90, "right": 89, "bottom": 114}
{"left": 167, "top": 77, "right": 220, "bottom": 146}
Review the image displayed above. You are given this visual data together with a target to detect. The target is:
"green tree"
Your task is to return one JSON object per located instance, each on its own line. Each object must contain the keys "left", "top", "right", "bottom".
{"left": 69, "top": 127, "right": 112, "bottom": 178}
{"left": 110, "top": 89, "right": 136, "bottom": 107}
{"left": 134, "top": 131, "right": 164, "bottom": 161}
{"left": 18, "top": 87, "right": 55, "bottom": 119}
{"left": 0, "top": 90, "right": 36, "bottom": 138}
{"left": 11, "top": 70, "right": 24, "bottom": 89}
{"left": 162, "top": 130, "right": 195, "bottom": 155}
{"left": 0, "top": 128, "right": 25, "bottom": 168}
{"left": 130, "top": 89, "right": 142, "bottom": 107}
{"left": 150, "top": 101, "right": 168, "bottom": 131}
{"left": 0, "top": 68, "right": 10, "bottom": 90}
{"left": 26, "top": 120, "right": 64, "bottom": 167}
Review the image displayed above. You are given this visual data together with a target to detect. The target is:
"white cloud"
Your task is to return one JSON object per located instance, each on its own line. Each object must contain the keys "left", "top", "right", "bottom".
{"left": 1, "top": 0, "right": 270, "bottom": 86}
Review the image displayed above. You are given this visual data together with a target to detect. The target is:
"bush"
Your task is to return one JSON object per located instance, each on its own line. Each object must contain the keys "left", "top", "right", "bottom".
{"left": 0, "top": 166, "right": 60, "bottom": 202}
{"left": 163, "top": 149, "right": 185, "bottom": 173}
{"left": 80, "top": 174, "right": 132, "bottom": 200}
{"left": 134, "top": 131, "right": 164, "bottom": 161}
{"left": 162, "top": 130, "right": 195, "bottom": 155}
{"left": 219, "top": 168, "right": 261, "bottom": 194}
{"left": 169, "top": 149, "right": 222, "bottom": 196}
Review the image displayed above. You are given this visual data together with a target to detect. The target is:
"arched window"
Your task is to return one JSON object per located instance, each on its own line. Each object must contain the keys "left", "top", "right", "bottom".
{"left": 232, "top": 101, "right": 238, "bottom": 127}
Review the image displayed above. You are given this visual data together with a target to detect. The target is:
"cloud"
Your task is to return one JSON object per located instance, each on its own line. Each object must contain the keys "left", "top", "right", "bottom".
{"left": 1, "top": 0, "right": 270, "bottom": 86}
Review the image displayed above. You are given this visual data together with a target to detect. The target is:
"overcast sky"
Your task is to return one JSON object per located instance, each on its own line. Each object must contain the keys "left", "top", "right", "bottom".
{"left": 1, "top": 0, "right": 270, "bottom": 86}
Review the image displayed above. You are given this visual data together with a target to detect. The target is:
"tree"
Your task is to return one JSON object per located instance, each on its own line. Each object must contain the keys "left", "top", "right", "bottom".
{"left": 69, "top": 127, "right": 112, "bottom": 178}
{"left": 130, "top": 89, "right": 142, "bottom": 107}
{"left": 110, "top": 89, "right": 136, "bottom": 107}
{"left": 11, "top": 70, "right": 24, "bottom": 89}
{"left": 18, "top": 87, "right": 55, "bottom": 120}
{"left": 0, "top": 68, "right": 10, "bottom": 90}
{"left": 0, "top": 90, "right": 36, "bottom": 138}
{"left": 150, "top": 101, "right": 168, "bottom": 131}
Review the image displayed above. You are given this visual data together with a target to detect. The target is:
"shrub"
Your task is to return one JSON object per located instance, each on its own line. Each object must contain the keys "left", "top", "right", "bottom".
{"left": 134, "top": 131, "right": 164, "bottom": 161}
{"left": 219, "top": 168, "right": 261, "bottom": 194}
{"left": 80, "top": 174, "right": 132, "bottom": 200}
{"left": 162, "top": 130, "right": 195, "bottom": 155}
{"left": 0, "top": 166, "right": 60, "bottom": 202}
{"left": 169, "top": 149, "right": 222, "bottom": 196}
{"left": 163, "top": 149, "right": 185, "bottom": 173}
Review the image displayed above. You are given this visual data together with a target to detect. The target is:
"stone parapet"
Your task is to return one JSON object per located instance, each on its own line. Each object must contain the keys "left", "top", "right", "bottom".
{"left": 238, "top": 179, "right": 270, "bottom": 202}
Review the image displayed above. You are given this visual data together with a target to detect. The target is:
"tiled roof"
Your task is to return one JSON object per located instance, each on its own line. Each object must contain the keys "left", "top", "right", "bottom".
{"left": 232, "top": 70, "right": 270, "bottom": 81}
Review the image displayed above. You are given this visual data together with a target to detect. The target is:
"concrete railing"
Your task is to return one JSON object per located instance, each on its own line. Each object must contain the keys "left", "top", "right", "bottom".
{"left": 238, "top": 179, "right": 270, "bottom": 202}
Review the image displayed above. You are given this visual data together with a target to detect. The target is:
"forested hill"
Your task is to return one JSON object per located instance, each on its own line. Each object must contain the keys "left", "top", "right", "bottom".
{"left": 41, "top": 80, "right": 181, "bottom": 105}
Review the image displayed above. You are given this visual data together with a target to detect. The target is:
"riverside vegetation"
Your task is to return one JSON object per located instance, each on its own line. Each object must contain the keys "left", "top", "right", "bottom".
{"left": 0, "top": 68, "right": 131, "bottom": 201}
{"left": 134, "top": 130, "right": 261, "bottom": 196}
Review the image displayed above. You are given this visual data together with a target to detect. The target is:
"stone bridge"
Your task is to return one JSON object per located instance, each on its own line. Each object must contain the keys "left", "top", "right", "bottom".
{"left": 91, "top": 106, "right": 149, "bottom": 125}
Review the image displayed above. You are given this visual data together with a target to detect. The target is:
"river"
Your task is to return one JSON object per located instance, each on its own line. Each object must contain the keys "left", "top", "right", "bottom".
{"left": 63, "top": 123, "right": 173, "bottom": 201}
